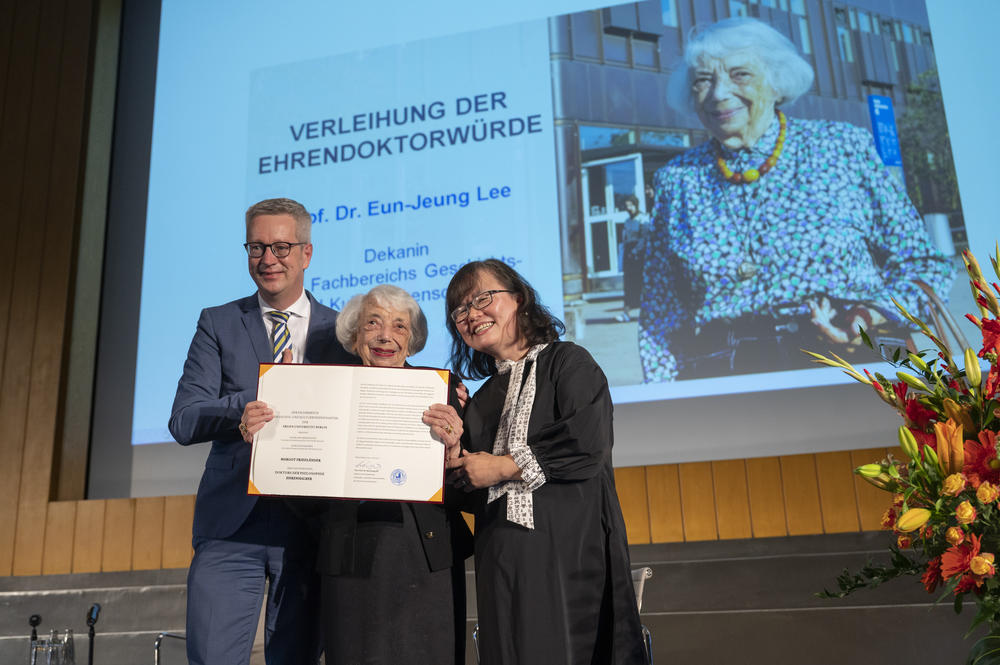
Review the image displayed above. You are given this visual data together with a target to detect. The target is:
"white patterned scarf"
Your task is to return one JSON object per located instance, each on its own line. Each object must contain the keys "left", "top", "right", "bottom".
{"left": 487, "top": 343, "right": 549, "bottom": 529}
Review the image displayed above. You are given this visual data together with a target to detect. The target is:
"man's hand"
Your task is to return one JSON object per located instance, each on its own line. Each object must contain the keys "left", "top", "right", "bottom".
{"left": 239, "top": 401, "right": 273, "bottom": 443}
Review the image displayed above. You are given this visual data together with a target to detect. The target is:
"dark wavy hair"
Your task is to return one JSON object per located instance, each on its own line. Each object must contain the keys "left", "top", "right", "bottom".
{"left": 445, "top": 259, "right": 565, "bottom": 379}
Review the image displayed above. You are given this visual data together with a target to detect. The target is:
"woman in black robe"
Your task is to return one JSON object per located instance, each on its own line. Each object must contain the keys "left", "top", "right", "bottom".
{"left": 444, "top": 259, "right": 646, "bottom": 665}
{"left": 318, "top": 284, "right": 473, "bottom": 665}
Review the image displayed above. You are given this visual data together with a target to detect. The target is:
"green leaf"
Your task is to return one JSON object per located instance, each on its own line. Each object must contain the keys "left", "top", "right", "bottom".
{"left": 816, "top": 547, "right": 924, "bottom": 598}
{"left": 859, "top": 326, "right": 874, "bottom": 350}
{"left": 968, "top": 635, "right": 1000, "bottom": 665}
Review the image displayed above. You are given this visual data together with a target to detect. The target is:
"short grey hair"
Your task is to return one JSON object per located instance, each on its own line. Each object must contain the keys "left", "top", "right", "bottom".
{"left": 335, "top": 284, "right": 428, "bottom": 356}
{"left": 245, "top": 197, "right": 312, "bottom": 243}
{"left": 666, "top": 17, "right": 814, "bottom": 114}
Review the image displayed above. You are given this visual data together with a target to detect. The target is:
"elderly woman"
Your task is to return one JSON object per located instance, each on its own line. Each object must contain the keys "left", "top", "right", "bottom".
{"left": 639, "top": 17, "right": 954, "bottom": 381}
{"left": 444, "top": 259, "right": 646, "bottom": 665}
{"left": 318, "top": 284, "right": 472, "bottom": 665}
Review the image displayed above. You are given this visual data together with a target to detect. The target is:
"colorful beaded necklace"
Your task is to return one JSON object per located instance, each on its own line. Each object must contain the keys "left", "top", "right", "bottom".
{"left": 714, "top": 110, "right": 787, "bottom": 184}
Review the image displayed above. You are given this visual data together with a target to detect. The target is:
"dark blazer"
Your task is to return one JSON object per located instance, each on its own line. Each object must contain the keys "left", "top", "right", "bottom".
{"left": 319, "top": 374, "right": 473, "bottom": 575}
{"left": 169, "top": 291, "right": 355, "bottom": 540}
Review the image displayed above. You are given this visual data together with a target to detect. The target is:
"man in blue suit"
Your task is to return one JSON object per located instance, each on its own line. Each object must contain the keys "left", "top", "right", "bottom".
{"left": 169, "top": 197, "right": 354, "bottom": 665}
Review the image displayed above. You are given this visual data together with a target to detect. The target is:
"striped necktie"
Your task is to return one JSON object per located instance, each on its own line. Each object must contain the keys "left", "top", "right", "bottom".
{"left": 268, "top": 310, "right": 291, "bottom": 362}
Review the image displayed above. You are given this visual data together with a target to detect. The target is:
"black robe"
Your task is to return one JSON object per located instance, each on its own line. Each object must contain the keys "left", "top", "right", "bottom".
{"left": 462, "top": 342, "right": 646, "bottom": 665}
{"left": 319, "top": 372, "right": 473, "bottom": 665}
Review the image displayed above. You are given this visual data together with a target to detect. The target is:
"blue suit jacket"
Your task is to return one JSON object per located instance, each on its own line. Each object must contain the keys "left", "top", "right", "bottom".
{"left": 169, "top": 291, "right": 356, "bottom": 540}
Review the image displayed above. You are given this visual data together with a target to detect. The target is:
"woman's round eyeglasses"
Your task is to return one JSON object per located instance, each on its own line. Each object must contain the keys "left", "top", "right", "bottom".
{"left": 450, "top": 290, "right": 515, "bottom": 323}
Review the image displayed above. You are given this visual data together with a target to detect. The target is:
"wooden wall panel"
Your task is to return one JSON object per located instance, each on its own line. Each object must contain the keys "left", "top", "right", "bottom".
{"left": 13, "top": 0, "right": 69, "bottom": 509}
{"left": 25, "top": 0, "right": 95, "bottom": 506}
{"left": 615, "top": 467, "right": 651, "bottom": 544}
{"left": 133, "top": 497, "right": 165, "bottom": 570}
{"left": 746, "top": 457, "right": 787, "bottom": 538}
{"left": 12, "top": 502, "right": 47, "bottom": 576}
{"left": 678, "top": 462, "right": 717, "bottom": 541}
{"left": 101, "top": 498, "right": 134, "bottom": 572}
{"left": 646, "top": 464, "right": 684, "bottom": 543}
{"left": 42, "top": 501, "right": 76, "bottom": 575}
{"left": 162, "top": 495, "right": 196, "bottom": 569}
{"left": 712, "top": 460, "right": 752, "bottom": 539}
{"left": 0, "top": 0, "right": 45, "bottom": 581}
{"left": 815, "top": 451, "right": 861, "bottom": 533}
{"left": 72, "top": 500, "right": 105, "bottom": 573}
{"left": 0, "top": 1, "right": 17, "bottom": 102}
{"left": 780, "top": 455, "right": 824, "bottom": 535}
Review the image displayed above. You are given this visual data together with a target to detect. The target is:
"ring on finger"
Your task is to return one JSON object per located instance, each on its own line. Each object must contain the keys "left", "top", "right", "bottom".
{"left": 444, "top": 424, "right": 453, "bottom": 435}
{"left": 238, "top": 422, "right": 249, "bottom": 435}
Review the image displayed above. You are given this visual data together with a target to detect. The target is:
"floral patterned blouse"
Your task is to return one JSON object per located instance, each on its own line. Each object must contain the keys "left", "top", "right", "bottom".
{"left": 638, "top": 115, "right": 954, "bottom": 383}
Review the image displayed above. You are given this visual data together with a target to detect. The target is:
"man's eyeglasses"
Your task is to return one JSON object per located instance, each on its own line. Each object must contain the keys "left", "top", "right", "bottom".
{"left": 243, "top": 242, "right": 307, "bottom": 258}
{"left": 450, "top": 289, "right": 515, "bottom": 323}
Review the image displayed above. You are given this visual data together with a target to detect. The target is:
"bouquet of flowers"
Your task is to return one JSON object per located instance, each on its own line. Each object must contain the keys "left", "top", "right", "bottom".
{"left": 807, "top": 246, "right": 1000, "bottom": 663}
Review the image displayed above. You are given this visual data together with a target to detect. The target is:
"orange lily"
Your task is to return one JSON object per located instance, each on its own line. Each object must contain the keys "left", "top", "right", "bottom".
{"left": 935, "top": 418, "right": 965, "bottom": 475}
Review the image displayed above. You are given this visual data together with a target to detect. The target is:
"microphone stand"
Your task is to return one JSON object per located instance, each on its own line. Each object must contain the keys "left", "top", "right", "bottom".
{"left": 29, "top": 614, "right": 41, "bottom": 649}
{"left": 86, "top": 604, "right": 100, "bottom": 665}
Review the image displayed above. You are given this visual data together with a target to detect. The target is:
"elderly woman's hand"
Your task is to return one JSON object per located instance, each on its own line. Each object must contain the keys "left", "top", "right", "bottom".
{"left": 807, "top": 297, "right": 886, "bottom": 345}
{"left": 445, "top": 452, "right": 521, "bottom": 491}
{"left": 239, "top": 400, "right": 274, "bottom": 443}
{"left": 422, "top": 404, "right": 464, "bottom": 460}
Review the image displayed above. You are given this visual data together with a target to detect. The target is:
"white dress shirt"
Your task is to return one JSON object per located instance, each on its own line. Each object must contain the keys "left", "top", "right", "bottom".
{"left": 258, "top": 290, "right": 312, "bottom": 363}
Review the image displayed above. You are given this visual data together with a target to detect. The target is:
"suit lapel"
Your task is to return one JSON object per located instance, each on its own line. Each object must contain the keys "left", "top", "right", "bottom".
{"left": 304, "top": 291, "right": 337, "bottom": 364}
{"left": 240, "top": 296, "right": 273, "bottom": 364}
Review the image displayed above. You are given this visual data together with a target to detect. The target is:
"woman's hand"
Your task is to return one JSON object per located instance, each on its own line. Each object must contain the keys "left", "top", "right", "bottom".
{"left": 446, "top": 452, "right": 521, "bottom": 491}
{"left": 239, "top": 400, "right": 274, "bottom": 443}
{"left": 807, "top": 297, "right": 886, "bottom": 345}
{"left": 423, "top": 403, "right": 463, "bottom": 460}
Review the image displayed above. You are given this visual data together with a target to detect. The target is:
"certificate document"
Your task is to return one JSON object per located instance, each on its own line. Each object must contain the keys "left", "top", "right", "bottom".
{"left": 248, "top": 363, "right": 449, "bottom": 502}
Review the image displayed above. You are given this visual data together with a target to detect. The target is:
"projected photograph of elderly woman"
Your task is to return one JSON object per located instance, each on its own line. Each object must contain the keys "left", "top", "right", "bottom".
{"left": 637, "top": 16, "right": 954, "bottom": 382}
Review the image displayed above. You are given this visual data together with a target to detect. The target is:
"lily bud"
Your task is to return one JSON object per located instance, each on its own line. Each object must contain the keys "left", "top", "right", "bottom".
{"left": 856, "top": 464, "right": 884, "bottom": 478}
{"left": 897, "top": 426, "right": 919, "bottom": 461}
{"left": 965, "top": 250, "right": 987, "bottom": 283}
{"left": 924, "top": 444, "right": 940, "bottom": 469}
{"left": 907, "top": 353, "right": 930, "bottom": 371}
{"left": 863, "top": 472, "right": 895, "bottom": 491}
{"left": 896, "top": 508, "right": 932, "bottom": 533}
{"left": 896, "top": 371, "right": 930, "bottom": 393}
{"left": 966, "top": 347, "right": 983, "bottom": 390}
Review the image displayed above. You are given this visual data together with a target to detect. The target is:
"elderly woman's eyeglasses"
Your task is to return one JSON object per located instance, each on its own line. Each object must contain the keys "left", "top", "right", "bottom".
{"left": 450, "top": 290, "right": 515, "bottom": 323}
{"left": 243, "top": 242, "right": 307, "bottom": 258}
